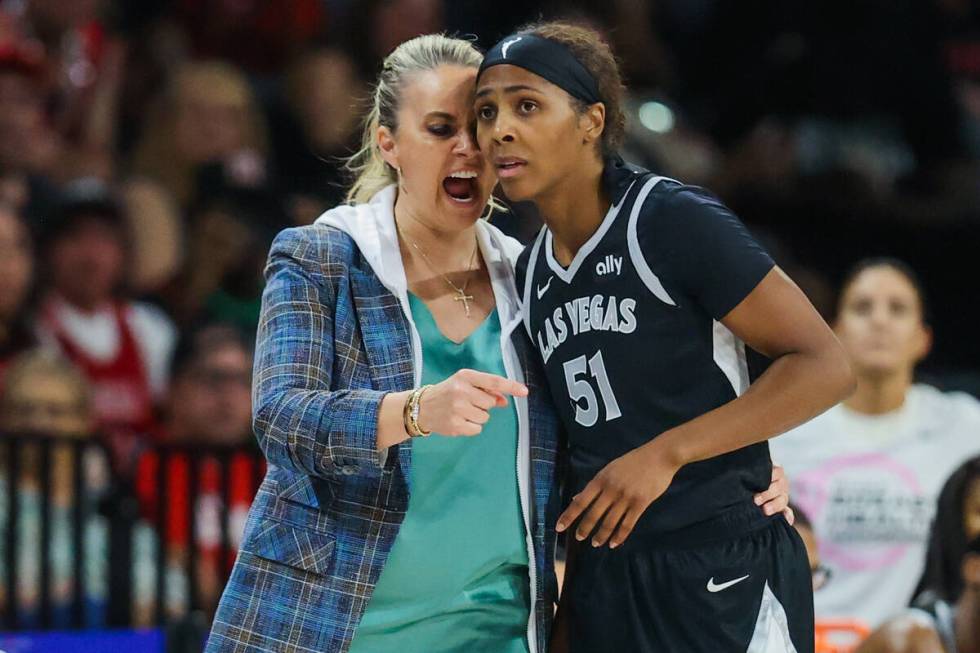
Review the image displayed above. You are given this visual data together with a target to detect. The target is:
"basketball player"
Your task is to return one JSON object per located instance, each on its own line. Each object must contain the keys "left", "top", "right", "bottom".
{"left": 474, "top": 22, "right": 855, "bottom": 653}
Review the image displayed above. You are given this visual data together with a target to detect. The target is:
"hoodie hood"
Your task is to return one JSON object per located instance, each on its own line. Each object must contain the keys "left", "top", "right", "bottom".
{"left": 314, "top": 184, "right": 525, "bottom": 329}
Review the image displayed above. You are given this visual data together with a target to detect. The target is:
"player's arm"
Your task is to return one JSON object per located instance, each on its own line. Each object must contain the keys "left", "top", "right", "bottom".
{"left": 557, "top": 187, "right": 854, "bottom": 548}
{"left": 559, "top": 268, "right": 852, "bottom": 547}
{"left": 655, "top": 265, "right": 854, "bottom": 474}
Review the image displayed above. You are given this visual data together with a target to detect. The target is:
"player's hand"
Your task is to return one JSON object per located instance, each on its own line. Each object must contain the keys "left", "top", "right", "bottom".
{"left": 555, "top": 442, "right": 680, "bottom": 549}
{"left": 754, "top": 463, "right": 794, "bottom": 525}
{"left": 417, "top": 369, "right": 527, "bottom": 436}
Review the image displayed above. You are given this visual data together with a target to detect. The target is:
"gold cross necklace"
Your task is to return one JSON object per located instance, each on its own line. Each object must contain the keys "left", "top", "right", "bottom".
{"left": 400, "top": 226, "right": 480, "bottom": 317}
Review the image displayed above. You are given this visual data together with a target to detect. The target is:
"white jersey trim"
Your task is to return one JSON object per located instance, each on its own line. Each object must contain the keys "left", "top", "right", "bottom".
{"left": 544, "top": 180, "right": 637, "bottom": 284}
{"left": 746, "top": 582, "right": 799, "bottom": 653}
{"left": 625, "top": 176, "right": 677, "bottom": 307}
{"left": 712, "top": 320, "right": 750, "bottom": 397}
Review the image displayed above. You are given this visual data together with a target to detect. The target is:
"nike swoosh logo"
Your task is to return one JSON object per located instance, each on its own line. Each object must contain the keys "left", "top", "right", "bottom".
{"left": 706, "top": 574, "right": 750, "bottom": 593}
{"left": 536, "top": 276, "right": 553, "bottom": 300}
{"left": 501, "top": 37, "right": 523, "bottom": 58}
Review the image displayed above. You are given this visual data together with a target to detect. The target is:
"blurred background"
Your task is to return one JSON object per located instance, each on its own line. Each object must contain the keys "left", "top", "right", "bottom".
{"left": 0, "top": 0, "right": 976, "bottom": 651}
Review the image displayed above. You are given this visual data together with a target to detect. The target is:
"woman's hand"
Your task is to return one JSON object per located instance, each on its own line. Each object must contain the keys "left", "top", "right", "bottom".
{"left": 754, "top": 464, "right": 794, "bottom": 524}
{"left": 418, "top": 369, "right": 528, "bottom": 436}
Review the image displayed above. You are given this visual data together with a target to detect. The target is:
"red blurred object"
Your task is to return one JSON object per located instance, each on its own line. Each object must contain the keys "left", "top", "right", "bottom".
{"left": 0, "top": 38, "right": 45, "bottom": 79}
{"left": 947, "top": 41, "right": 980, "bottom": 79}
{"left": 815, "top": 619, "right": 872, "bottom": 653}
{"left": 175, "top": 0, "right": 326, "bottom": 73}
{"left": 136, "top": 448, "right": 265, "bottom": 572}
{"left": 42, "top": 302, "right": 158, "bottom": 464}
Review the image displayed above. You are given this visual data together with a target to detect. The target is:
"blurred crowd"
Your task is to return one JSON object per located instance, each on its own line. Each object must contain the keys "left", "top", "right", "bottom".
{"left": 0, "top": 0, "right": 977, "bottom": 648}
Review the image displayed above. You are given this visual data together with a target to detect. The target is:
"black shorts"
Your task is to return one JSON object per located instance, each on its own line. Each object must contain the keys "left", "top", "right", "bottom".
{"left": 558, "top": 509, "right": 814, "bottom": 653}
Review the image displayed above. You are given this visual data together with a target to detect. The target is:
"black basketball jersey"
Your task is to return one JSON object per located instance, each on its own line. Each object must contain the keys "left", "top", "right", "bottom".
{"left": 516, "top": 159, "right": 777, "bottom": 538}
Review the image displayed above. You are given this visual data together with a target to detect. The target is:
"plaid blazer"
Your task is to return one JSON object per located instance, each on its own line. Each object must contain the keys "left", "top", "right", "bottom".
{"left": 207, "top": 204, "right": 563, "bottom": 652}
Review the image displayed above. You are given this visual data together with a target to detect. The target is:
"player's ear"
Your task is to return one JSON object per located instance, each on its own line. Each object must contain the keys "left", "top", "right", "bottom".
{"left": 581, "top": 101, "right": 606, "bottom": 147}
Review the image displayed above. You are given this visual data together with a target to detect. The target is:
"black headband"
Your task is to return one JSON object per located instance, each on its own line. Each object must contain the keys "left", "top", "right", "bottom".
{"left": 478, "top": 33, "right": 601, "bottom": 105}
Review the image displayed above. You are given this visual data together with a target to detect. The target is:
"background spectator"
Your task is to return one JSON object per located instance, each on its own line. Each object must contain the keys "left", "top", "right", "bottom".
{"left": 772, "top": 258, "right": 980, "bottom": 633}
{"left": 0, "top": 348, "right": 94, "bottom": 439}
{"left": 118, "top": 178, "right": 184, "bottom": 297}
{"left": 135, "top": 323, "right": 262, "bottom": 617}
{"left": 35, "top": 178, "right": 177, "bottom": 465}
{"left": 1, "top": 0, "right": 127, "bottom": 181}
{"left": 273, "top": 47, "right": 365, "bottom": 224}
{"left": 163, "top": 323, "right": 252, "bottom": 447}
{"left": 132, "top": 60, "right": 269, "bottom": 209}
{"left": 162, "top": 174, "right": 280, "bottom": 332}
{"left": 915, "top": 456, "right": 980, "bottom": 605}
{"left": 856, "top": 458, "right": 980, "bottom": 653}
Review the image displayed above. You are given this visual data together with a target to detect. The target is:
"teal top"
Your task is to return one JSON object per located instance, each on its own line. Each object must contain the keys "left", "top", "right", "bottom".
{"left": 348, "top": 294, "right": 531, "bottom": 653}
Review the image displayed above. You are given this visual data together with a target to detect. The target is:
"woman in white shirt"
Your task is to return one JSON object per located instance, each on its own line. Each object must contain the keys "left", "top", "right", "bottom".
{"left": 770, "top": 258, "right": 980, "bottom": 633}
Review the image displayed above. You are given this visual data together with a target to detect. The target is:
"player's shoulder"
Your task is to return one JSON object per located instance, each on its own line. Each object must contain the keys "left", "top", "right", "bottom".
{"left": 911, "top": 381, "right": 980, "bottom": 407}
{"left": 603, "top": 154, "right": 729, "bottom": 220}
{"left": 631, "top": 176, "right": 731, "bottom": 227}
{"left": 627, "top": 176, "right": 744, "bottom": 261}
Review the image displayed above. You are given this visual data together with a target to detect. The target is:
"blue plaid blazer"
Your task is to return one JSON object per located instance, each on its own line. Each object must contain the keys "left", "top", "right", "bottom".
{"left": 207, "top": 223, "right": 563, "bottom": 653}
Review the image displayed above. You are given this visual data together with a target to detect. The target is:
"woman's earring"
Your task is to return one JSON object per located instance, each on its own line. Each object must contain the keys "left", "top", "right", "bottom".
{"left": 396, "top": 166, "right": 407, "bottom": 194}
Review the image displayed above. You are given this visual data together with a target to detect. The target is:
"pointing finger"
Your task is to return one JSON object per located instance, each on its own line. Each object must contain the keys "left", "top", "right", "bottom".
{"left": 464, "top": 370, "right": 528, "bottom": 397}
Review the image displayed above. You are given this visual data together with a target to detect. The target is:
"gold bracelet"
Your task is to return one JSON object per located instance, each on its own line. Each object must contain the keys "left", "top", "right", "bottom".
{"left": 403, "top": 385, "right": 432, "bottom": 437}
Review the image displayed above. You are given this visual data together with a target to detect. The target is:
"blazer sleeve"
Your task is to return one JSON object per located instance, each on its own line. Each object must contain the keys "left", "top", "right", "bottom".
{"left": 251, "top": 227, "right": 388, "bottom": 480}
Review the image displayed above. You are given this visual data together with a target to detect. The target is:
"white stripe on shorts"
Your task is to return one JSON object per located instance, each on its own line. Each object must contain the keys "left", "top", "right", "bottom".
{"left": 745, "top": 582, "right": 798, "bottom": 653}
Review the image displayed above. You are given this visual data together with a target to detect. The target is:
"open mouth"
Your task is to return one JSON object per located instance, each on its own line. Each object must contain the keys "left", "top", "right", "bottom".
{"left": 443, "top": 170, "right": 478, "bottom": 203}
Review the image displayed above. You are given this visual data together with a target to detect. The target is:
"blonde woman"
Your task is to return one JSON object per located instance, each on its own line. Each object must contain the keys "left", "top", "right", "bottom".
{"left": 205, "top": 35, "right": 560, "bottom": 653}
{"left": 132, "top": 60, "right": 268, "bottom": 207}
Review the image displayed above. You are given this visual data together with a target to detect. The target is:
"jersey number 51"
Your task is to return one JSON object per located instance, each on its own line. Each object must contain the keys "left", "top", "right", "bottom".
{"left": 563, "top": 350, "right": 622, "bottom": 427}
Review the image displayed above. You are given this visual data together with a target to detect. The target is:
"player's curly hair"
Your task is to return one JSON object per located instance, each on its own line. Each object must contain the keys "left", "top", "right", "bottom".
{"left": 516, "top": 20, "right": 627, "bottom": 157}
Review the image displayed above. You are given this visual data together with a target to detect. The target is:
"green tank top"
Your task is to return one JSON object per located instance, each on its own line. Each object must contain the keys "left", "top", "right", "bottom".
{"left": 348, "top": 294, "right": 531, "bottom": 653}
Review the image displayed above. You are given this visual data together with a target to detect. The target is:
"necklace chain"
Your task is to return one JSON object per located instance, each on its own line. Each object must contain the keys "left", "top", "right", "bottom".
{"left": 398, "top": 224, "right": 480, "bottom": 317}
